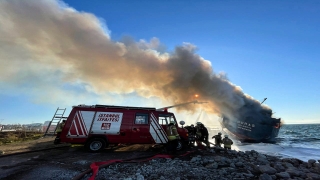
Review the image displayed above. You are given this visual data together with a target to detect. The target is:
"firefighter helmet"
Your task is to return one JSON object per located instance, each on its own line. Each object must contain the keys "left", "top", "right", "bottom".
{"left": 224, "top": 134, "right": 228, "bottom": 138}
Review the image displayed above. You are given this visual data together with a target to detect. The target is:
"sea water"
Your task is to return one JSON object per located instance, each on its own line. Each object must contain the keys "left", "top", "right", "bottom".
{"left": 210, "top": 124, "right": 320, "bottom": 162}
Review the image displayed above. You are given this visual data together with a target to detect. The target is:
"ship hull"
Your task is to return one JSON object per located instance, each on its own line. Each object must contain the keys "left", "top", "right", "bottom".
{"left": 220, "top": 118, "right": 280, "bottom": 143}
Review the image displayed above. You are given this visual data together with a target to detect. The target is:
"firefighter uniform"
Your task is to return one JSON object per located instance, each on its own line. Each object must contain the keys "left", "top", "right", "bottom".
{"left": 196, "top": 122, "right": 210, "bottom": 147}
{"left": 195, "top": 122, "right": 202, "bottom": 139}
{"left": 222, "top": 135, "right": 233, "bottom": 150}
{"left": 166, "top": 121, "right": 180, "bottom": 154}
{"left": 54, "top": 120, "right": 65, "bottom": 145}
{"left": 212, "top": 132, "right": 222, "bottom": 147}
{"left": 185, "top": 124, "right": 196, "bottom": 146}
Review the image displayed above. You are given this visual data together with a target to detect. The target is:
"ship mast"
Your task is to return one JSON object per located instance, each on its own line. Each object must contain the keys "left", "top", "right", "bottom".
{"left": 260, "top": 98, "right": 267, "bottom": 104}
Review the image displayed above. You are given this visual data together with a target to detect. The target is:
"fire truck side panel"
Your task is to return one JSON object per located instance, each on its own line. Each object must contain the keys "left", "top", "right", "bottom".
{"left": 104, "top": 110, "right": 133, "bottom": 144}
{"left": 130, "top": 112, "right": 151, "bottom": 144}
{"left": 60, "top": 108, "right": 92, "bottom": 143}
{"left": 67, "top": 110, "right": 94, "bottom": 138}
{"left": 91, "top": 112, "right": 123, "bottom": 135}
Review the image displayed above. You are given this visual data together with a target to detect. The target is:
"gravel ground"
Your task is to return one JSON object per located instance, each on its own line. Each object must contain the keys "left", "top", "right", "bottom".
{"left": 1, "top": 138, "right": 320, "bottom": 180}
{"left": 86, "top": 147, "right": 320, "bottom": 180}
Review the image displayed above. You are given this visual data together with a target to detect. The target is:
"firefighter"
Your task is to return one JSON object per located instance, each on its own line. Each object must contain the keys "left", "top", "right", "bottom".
{"left": 54, "top": 120, "right": 66, "bottom": 145}
{"left": 165, "top": 120, "right": 180, "bottom": 154}
{"left": 187, "top": 124, "right": 196, "bottom": 146}
{"left": 184, "top": 124, "right": 196, "bottom": 134}
{"left": 184, "top": 124, "right": 196, "bottom": 146}
{"left": 222, "top": 134, "right": 233, "bottom": 150}
{"left": 196, "top": 122, "right": 210, "bottom": 147}
{"left": 200, "top": 123, "right": 210, "bottom": 147}
{"left": 195, "top": 122, "right": 202, "bottom": 139}
{"left": 212, "top": 132, "right": 222, "bottom": 147}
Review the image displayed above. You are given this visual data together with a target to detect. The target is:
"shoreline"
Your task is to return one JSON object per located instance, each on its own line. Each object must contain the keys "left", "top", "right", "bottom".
{"left": 1, "top": 138, "right": 320, "bottom": 179}
{"left": 86, "top": 146, "right": 320, "bottom": 180}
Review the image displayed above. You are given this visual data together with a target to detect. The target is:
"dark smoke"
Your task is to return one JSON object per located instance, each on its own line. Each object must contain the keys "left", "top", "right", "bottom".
{"left": 0, "top": 0, "right": 274, "bottom": 124}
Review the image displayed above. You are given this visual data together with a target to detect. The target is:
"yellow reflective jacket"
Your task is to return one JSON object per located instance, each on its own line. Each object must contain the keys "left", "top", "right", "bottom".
{"left": 56, "top": 122, "right": 65, "bottom": 133}
{"left": 222, "top": 137, "right": 233, "bottom": 148}
{"left": 166, "top": 125, "right": 179, "bottom": 141}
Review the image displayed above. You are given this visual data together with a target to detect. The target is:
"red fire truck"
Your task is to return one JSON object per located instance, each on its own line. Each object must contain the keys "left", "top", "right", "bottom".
{"left": 58, "top": 104, "right": 189, "bottom": 152}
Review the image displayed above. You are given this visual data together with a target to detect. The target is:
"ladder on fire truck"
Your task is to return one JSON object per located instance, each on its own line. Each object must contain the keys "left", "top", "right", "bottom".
{"left": 43, "top": 107, "right": 67, "bottom": 136}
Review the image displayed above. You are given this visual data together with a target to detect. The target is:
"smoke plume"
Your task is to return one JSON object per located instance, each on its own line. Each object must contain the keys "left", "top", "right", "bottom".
{"left": 0, "top": 0, "right": 273, "bottom": 123}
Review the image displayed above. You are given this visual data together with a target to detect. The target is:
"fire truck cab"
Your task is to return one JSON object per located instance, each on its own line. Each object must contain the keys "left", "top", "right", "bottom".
{"left": 59, "top": 104, "right": 189, "bottom": 152}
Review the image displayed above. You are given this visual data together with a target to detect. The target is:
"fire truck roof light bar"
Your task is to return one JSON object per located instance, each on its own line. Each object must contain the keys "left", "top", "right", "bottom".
{"left": 93, "top": 104, "right": 156, "bottom": 111}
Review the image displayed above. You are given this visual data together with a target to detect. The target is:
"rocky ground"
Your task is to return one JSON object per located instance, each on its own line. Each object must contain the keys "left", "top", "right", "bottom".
{"left": 1, "top": 138, "right": 320, "bottom": 180}
{"left": 88, "top": 147, "right": 320, "bottom": 180}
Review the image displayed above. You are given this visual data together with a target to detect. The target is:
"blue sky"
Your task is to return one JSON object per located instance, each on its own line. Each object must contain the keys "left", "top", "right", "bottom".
{"left": 0, "top": 0, "right": 319, "bottom": 125}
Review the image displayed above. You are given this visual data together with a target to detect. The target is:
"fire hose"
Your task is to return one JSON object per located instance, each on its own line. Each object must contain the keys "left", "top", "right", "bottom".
{"left": 72, "top": 151, "right": 195, "bottom": 180}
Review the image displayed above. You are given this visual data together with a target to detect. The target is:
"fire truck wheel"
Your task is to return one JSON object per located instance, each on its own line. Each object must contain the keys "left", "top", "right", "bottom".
{"left": 85, "top": 138, "right": 107, "bottom": 152}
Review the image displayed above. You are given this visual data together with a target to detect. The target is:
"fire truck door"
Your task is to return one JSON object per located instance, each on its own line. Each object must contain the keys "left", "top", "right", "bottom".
{"left": 131, "top": 113, "right": 153, "bottom": 143}
{"left": 149, "top": 113, "right": 168, "bottom": 144}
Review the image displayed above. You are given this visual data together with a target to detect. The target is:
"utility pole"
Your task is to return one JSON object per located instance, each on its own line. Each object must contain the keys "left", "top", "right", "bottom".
{"left": 0, "top": 119, "right": 4, "bottom": 132}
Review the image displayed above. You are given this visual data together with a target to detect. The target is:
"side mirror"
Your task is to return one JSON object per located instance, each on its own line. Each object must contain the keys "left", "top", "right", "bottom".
{"left": 179, "top": 121, "right": 185, "bottom": 126}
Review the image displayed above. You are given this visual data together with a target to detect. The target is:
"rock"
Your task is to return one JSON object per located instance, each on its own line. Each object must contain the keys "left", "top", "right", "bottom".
{"left": 306, "top": 173, "right": 320, "bottom": 180}
{"left": 275, "top": 172, "right": 290, "bottom": 179}
{"left": 235, "top": 162, "right": 244, "bottom": 167}
{"left": 270, "top": 175, "right": 276, "bottom": 180}
{"left": 245, "top": 150, "right": 252, "bottom": 156}
{"left": 242, "top": 173, "right": 254, "bottom": 178}
{"left": 238, "top": 151, "right": 245, "bottom": 156}
{"left": 259, "top": 173, "right": 272, "bottom": 180}
{"left": 299, "top": 172, "right": 307, "bottom": 179}
{"left": 218, "top": 169, "right": 227, "bottom": 175}
{"left": 286, "top": 167, "right": 301, "bottom": 177}
{"left": 248, "top": 163, "right": 260, "bottom": 174}
{"left": 202, "top": 158, "right": 209, "bottom": 164}
{"left": 282, "top": 158, "right": 302, "bottom": 167}
{"left": 206, "top": 162, "right": 218, "bottom": 169}
{"left": 213, "top": 156, "right": 224, "bottom": 162}
{"left": 136, "top": 174, "right": 144, "bottom": 180}
{"left": 283, "top": 162, "right": 294, "bottom": 168}
{"left": 300, "top": 162, "right": 308, "bottom": 168}
{"left": 230, "top": 163, "right": 235, "bottom": 168}
{"left": 272, "top": 163, "right": 285, "bottom": 172}
{"left": 190, "top": 157, "right": 200, "bottom": 162}
{"left": 0, "top": 150, "right": 4, "bottom": 155}
{"left": 258, "top": 154, "right": 267, "bottom": 159}
{"left": 259, "top": 165, "right": 277, "bottom": 175}
{"left": 308, "top": 159, "right": 317, "bottom": 164}
{"left": 257, "top": 157, "right": 269, "bottom": 165}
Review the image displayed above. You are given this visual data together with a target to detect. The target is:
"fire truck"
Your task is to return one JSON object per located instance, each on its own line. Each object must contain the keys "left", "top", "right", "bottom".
{"left": 58, "top": 104, "right": 190, "bottom": 152}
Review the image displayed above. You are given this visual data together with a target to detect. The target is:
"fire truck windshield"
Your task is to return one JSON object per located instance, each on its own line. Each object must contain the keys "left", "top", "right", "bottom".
{"left": 158, "top": 114, "right": 176, "bottom": 125}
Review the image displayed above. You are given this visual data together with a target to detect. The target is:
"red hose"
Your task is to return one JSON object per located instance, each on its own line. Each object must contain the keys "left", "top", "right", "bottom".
{"left": 73, "top": 151, "right": 195, "bottom": 180}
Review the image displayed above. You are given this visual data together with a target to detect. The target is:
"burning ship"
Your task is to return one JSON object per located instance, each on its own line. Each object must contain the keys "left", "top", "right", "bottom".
{"left": 220, "top": 98, "right": 281, "bottom": 143}
{"left": 160, "top": 99, "right": 281, "bottom": 143}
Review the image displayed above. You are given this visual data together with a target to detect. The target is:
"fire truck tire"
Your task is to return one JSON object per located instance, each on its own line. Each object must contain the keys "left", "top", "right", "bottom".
{"left": 85, "top": 138, "right": 107, "bottom": 152}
